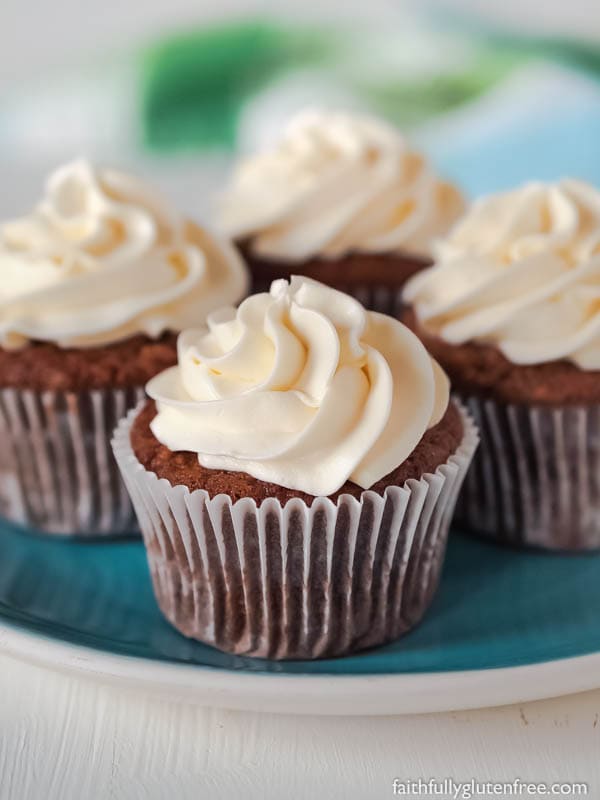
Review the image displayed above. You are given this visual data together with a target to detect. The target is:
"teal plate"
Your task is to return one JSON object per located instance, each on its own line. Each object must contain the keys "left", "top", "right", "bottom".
{"left": 1, "top": 519, "right": 600, "bottom": 715}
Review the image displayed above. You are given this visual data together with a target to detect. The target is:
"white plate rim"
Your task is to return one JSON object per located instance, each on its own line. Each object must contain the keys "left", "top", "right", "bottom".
{"left": 1, "top": 620, "right": 598, "bottom": 715}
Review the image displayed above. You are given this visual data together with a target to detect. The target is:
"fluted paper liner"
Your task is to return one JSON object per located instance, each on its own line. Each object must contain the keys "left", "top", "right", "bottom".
{"left": 456, "top": 396, "right": 600, "bottom": 551}
{"left": 112, "top": 402, "right": 478, "bottom": 660}
{"left": 0, "top": 386, "right": 145, "bottom": 537}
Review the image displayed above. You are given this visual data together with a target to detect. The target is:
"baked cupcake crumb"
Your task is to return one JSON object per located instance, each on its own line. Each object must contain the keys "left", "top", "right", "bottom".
{"left": 0, "top": 334, "right": 178, "bottom": 392}
{"left": 130, "top": 399, "right": 463, "bottom": 505}
{"left": 240, "top": 240, "right": 430, "bottom": 295}
{"left": 404, "top": 308, "right": 600, "bottom": 406}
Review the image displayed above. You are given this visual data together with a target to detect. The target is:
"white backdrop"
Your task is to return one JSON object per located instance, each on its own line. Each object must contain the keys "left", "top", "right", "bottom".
{"left": 2, "top": 0, "right": 599, "bottom": 86}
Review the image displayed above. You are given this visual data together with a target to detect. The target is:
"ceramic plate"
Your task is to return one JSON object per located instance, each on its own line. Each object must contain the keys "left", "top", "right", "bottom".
{"left": 1, "top": 519, "right": 600, "bottom": 715}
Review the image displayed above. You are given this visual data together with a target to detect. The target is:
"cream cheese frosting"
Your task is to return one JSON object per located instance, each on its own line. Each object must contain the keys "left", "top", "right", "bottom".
{"left": 404, "top": 179, "right": 600, "bottom": 369}
{"left": 217, "top": 109, "right": 465, "bottom": 262}
{"left": 147, "top": 276, "right": 449, "bottom": 496}
{"left": 0, "top": 159, "right": 249, "bottom": 350}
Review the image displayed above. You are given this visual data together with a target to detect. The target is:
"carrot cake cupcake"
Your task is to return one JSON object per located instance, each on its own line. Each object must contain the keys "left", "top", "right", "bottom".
{"left": 217, "top": 108, "right": 465, "bottom": 316}
{"left": 113, "top": 276, "right": 477, "bottom": 658}
{"left": 404, "top": 178, "right": 600, "bottom": 550}
{"left": 0, "top": 159, "right": 248, "bottom": 536}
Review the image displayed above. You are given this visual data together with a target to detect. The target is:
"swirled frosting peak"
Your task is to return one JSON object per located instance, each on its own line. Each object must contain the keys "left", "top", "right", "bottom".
{"left": 147, "top": 276, "right": 449, "bottom": 496}
{"left": 404, "top": 179, "right": 600, "bottom": 369}
{"left": 217, "top": 109, "right": 465, "bottom": 261}
{"left": 0, "top": 159, "right": 248, "bottom": 349}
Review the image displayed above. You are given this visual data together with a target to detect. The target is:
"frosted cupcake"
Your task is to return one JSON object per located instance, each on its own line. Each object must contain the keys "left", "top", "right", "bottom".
{"left": 404, "top": 179, "right": 600, "bottom": 550}
{"left": 113, "top": 277, "right": 477, "bottom": 659}
{"left": 217, "top": 109, "right": 465, "bottom": 316}
{"left": 0, "top": 159, "right": 248, "bottom": 536}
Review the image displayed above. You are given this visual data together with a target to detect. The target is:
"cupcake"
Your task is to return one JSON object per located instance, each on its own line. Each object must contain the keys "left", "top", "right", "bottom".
{"left": 0, "top": 159, "right": 248, "bottom": 536}
{"left": 216, "top": 108, "right": 465, "bottom": 317}
{"left": 112, "top": 277, "right": 477, "bottom": 659}
{"left": 404, "top": 179, "right": 600, "bottom": 551}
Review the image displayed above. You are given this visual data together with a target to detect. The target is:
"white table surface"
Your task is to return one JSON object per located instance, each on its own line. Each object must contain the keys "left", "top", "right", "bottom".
{"left": 1, "top": 652, "right": 598, "bottom": 799}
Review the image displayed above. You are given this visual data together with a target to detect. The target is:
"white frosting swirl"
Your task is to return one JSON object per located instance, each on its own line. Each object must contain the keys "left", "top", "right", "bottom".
{"left": 0, "top": 159, "right": 248, "bottom": 349}
{"left": 147, "top": 276, "right": 449, "bottom": 497}
{"left": 404, "top": 179, "right": 600, "bottom": 369}
{"left": 217, "top": 109, "right": 465, "bottom": 261}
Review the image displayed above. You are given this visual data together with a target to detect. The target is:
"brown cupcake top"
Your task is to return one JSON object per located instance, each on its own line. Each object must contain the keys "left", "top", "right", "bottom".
{"left": 404, "top": 307, "right": 600, "bottom": 406}
{"left": 145, "top": 277, "right": 450, "bottom": 498}
{"left": 131, "top": 399, "right": 463, "bottom": 505}
{"left": 238, "top": 241, "right": 430, "bottom": 294}
{"left": 403, "top": 179, "right": 600, "bottom": 374}
{"left": 0, "top": 334, "right": 177, "bottom": 392}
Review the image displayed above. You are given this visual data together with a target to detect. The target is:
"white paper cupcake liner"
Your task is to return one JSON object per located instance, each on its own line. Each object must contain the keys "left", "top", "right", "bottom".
{"left": 456, "top": 396, "right": 600, "bottom": 551}
{"left": 0, "top": 386, "right": 145, "bottom": 537}
{"left": 112, "top": 402, "right": 478, "bottom": 660}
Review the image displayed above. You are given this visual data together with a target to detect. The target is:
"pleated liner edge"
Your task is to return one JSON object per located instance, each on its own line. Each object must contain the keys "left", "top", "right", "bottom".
{"left": 112, "top": 402, "right": 478, "bottom": 660}
{"left": 0, "top": 386, "right": 145, "bottom": 537}
{"left": 457, "top": 396, "right": 600, "bottom": 551}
